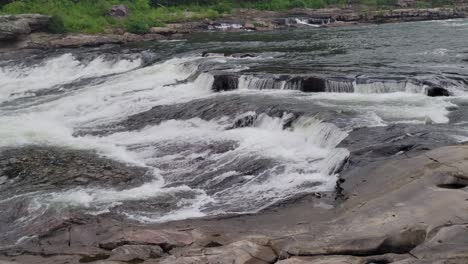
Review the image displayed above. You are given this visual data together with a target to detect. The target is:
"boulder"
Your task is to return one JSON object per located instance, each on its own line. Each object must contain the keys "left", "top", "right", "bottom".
{"left": 108, "top": 5, "right": 130, "bottom": 17}
{"left": 426, "top": 87, "right": 450, "bottom": 97}
{"left": 159, "top": 240, "right": 277, "bottom": 264}
{"left": 287, "top": 76, "right": 327, "bottom": 92}
{"left": 212, "top": 74, "right": 239, "bottom": 92}
{"left": 0, "top": 14, "right": 50, "bottom": 40}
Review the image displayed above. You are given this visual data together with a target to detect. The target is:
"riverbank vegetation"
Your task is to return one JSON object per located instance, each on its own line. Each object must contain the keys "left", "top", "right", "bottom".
{"left": 0, "top": 0, "right": 456, "bottom": 33}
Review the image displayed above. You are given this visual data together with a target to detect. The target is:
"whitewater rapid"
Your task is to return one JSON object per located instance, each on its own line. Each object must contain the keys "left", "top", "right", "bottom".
{"left": 0, "top": 45, "right": 464, "bottom": 224}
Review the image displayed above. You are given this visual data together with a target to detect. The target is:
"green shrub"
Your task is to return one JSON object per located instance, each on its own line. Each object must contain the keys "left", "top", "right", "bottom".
{"left": 289, "top": 0, "right": 307, "bottom": 8}
{"left": 125, "top": 16, "right": 152, "bottom": 33}
{"left": 213, "top": 2, "right": 232, "bottom": 13}
{"left": 47, "top": 15, "right": 66, "bottom": 33}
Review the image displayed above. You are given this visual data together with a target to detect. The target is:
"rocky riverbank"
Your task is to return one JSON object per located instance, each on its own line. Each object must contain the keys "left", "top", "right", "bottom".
{"left": 1, "top": 5, "right": 468, "bottom": 50}
{"left": 0, "top": 122, "right": 467, "bottom": 263}
{"left": 1, "top": 14, "right": 468, "bottom": 264}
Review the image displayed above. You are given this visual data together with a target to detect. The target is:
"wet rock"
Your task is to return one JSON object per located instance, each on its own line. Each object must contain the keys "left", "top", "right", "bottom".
{"left": 83, "top": 94, "right": 348, "bottom": 135}
{"left": 286, "top": 76, "right": 327, "bottom": 92}
{"left": 0, "top": 146, "right": 149, "bottom": 196}
{"left": 337, "top": 123, "right": 468, "bottom": 173}
{"left": 212, "top": 73, "right": 239, "bottom": 92}
{"left": 301, "top": 77, "right": 327, "bottom": 92}
{"left": 228, "top": 112, "right": 258, "bottom": 129}
{"left": 99, "top": 229, "right": 193, "bottom": 250}
{"left": 231, "top": 53, "right": 257, "bottom": 58}
{"left": 108, "top": 5, "right": 131, "bottom": 17}
{"left": 109, "top": 245, "right": 163, "bottom": 261}
{"left": 426, "top": 87, "right": 450, "bottom": 97}
{"left": 0, "top": 14, "right": 50, "bottom": 40}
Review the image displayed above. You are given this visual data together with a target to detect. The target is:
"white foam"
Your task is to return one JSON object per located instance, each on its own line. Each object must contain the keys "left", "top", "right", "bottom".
{"left": 295, "top": 18, "right": 321, "bottom": 27}
{"left": 83, "top": 114, "right": 349, "bottom": 214}
{"left": 0, "top": 54, "right": 142, "bottom": 103}
{"left": 0, "top": 56, "right": 215, "bottom": 154}
{"left": 303, "top": 92, "right": 454, "bottom": 125}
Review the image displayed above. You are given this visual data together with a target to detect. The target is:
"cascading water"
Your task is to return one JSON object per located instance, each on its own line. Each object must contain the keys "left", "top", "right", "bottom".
{"left": 2, "top": 19, "right": 468, "bottom": 247}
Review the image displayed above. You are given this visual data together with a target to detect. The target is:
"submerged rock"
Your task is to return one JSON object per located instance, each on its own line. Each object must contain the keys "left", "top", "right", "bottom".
{"left": 426, "top": 86, "right": 450, "bottom": 97}
{"left": 212, "top": 73, "right": 239, "bottom": 92}
{"left": 0, "top": 146, "right": 149, "bottom": 195}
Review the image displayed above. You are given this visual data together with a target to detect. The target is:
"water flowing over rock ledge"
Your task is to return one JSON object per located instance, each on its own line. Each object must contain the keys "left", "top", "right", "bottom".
{"left": 1, "top": 124, "right": 468, "bottom": 263}
{"left": 1, "top": 20, "right": 468, "bottom": 263}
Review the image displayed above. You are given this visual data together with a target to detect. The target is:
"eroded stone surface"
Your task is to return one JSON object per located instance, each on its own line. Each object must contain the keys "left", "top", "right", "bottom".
{"left": 99, "top": 229, "right": 193, "bottom": 250}
{"left": 109, "top": 245, "right": 164, "bottom": 261}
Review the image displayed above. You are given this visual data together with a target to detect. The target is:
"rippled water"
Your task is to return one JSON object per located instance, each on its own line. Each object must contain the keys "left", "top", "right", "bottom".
{"left": 1, "top": 19, "right": 468, "bottom": 235}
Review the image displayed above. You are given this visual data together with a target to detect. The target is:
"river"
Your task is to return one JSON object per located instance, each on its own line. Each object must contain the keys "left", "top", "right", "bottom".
{"left": 1, "top": 18, "right": 468, "bottom": 246}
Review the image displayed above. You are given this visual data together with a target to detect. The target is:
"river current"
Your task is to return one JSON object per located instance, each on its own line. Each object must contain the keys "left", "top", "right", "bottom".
{"left": 1, "top": 19, "right": 468, "bottom": 231}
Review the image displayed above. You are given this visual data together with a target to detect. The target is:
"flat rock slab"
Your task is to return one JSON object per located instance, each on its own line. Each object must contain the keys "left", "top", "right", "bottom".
{"left": 99, "top": 229, "right": 194, "bottom": 250}
{"left": 158, "top": 240, "right": 277, "bottom": 264}
{"left": 109, "top": 244, "right": 163, "bottom": 261}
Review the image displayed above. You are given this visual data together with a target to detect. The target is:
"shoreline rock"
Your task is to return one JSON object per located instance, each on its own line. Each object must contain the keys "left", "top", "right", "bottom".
{"left": 0, "top": 14, "right": 50, "bottom": 40}
{"left": 1, "top": 6, "right": 467, "bottom": 51}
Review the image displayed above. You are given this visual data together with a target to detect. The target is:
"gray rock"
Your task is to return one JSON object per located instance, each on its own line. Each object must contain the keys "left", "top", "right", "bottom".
{"left": 109, "top": 245, "right": 163, "bottom": 261}
{"left": 99, "top": 229, "right": 193, "bottom": 250}
{"left": 0, "top": 14, "right": 50, "bottom": 40}
{"left": 108, "top": 5, "right": 131, "bottom": 17}
{"left": 276, "top": 256, "right": 365, "bottom": 264}
{"left": 159, "top": 240, "right": 277, "bottom": 264}
{"left": 411, "top": 225, "right": 468, "bottom": 259}
{"left": 212, "top": 73, "right": 239, "bottom": 92}
{"left": 0, "top": 146, "right": 149, "bottom": 195}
